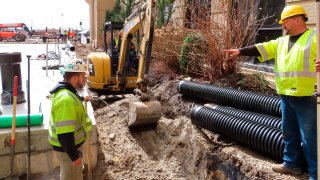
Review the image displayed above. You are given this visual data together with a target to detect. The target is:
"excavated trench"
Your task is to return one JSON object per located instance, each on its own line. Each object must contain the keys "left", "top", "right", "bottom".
{"left": 92, "top": 99, "right": 247, "bottom": 179}
{"left": 91, "top": 62, "right": 309, "bottom": 180}
{"left": 60, "top": 40, "right": 309, "bottom": 179}
{"left": 0, "top": 42, "right": 308, "bottom": 180}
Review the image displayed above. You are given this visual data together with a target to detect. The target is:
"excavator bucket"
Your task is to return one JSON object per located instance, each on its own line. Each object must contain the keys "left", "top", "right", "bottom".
{"left": 128, "top": 97, "right": 162, "bottom": 128}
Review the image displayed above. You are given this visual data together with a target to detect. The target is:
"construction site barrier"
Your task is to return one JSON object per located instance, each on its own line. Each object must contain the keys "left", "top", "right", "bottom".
{"left": 0, "top": 113, "right": 43, "bottom": 128}
{"left": 213, "top": 105, "right": 281, "bottom": 129}
{"left": 178, "top": 80, "right": 281, "bottom": 117}
{"left": 191, "top": 105, "right": 283, "bottom": 161}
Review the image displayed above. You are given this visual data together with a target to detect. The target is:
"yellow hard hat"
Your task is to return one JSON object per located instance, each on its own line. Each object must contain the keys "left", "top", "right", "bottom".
{"left": 278, "top": 5, "right": 307, "bottom": 24}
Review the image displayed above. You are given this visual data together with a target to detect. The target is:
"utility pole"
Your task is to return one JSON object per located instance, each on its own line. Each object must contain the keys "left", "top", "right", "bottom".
{"left": 80, "top": 20, "right": 83, "bottom": 31}
{"left": 61, "top": 13, "right": 64, "bottom": 33}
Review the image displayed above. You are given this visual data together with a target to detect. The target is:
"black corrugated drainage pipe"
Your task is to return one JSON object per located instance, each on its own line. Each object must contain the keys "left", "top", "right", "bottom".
{"left": 211, "top": 105, "right": 282, "bottom": 129}
{"left": 191, "top": 105, "right": 283, "bottom": 161}
{"left": 178, "top": 81, "right": 281, "bottom": 117}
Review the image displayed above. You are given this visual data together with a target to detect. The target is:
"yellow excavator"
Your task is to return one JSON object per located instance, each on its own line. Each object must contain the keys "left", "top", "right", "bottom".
{"left": 87, "top": 0, "right": 161, "bottom": 128}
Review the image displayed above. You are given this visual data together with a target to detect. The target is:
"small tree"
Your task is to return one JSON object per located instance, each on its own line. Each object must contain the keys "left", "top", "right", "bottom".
{"left": 156, "top": 0, "right": 174, "bottom": 27}
{"left": 105, "top": 0, "right": 123, "bottom": 22}
{"left": 153, "top": 0, "right": 268, "bottom": 80}
{"left": 105, "top": 0, "right": 135, "bottom": 22}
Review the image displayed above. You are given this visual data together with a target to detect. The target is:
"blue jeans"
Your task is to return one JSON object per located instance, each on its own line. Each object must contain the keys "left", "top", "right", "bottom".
{"left": 280, "top": 95, "right": 317, "bottom": 179}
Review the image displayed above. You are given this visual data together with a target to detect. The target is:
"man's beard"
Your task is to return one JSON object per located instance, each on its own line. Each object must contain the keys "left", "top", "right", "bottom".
{"left": 284, "top": 28, "right": 292, "bottom": 36}
{"left": 76, "top": 81, "right": 85, "bottom": 89}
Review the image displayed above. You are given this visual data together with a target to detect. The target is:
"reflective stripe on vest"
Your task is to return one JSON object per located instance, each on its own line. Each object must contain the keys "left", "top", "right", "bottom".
{"left": 274, "top": 30, "right": 316, "bottom": 78}
{"left": 50, "top": 120, "right": 82, "bottom": 133}
{"left": 256, "top": 44, "right": 269, "bottom": 60}
{"left": 56, "top": 120, "right": 77, "bottom": 127}
{"left": 277, "top": 37, "right": 285, "bottom": 58}
{"left": 49, "top": 130, "right": 86, "bottom": 144}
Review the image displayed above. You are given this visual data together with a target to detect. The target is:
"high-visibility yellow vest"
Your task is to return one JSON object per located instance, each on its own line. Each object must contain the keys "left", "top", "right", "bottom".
{"left": 115, "top": 39, "right": 119, "bottom": 46}
{"left": 49, "top": 89, "right": 92, "bottom": 147}
{"left": 255, "top": 29, "right": 317, "bottom": 96}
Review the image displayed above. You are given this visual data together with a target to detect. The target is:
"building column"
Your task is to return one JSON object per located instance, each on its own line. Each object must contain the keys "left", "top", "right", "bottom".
{"left": 85, "top": 0, "right": 95, "bottom": 46}
{"left": 95, "top": 0, "right": 115, "bottom": 47}
{"left": 85, "top": 0, "right": 115, "bottom": 48}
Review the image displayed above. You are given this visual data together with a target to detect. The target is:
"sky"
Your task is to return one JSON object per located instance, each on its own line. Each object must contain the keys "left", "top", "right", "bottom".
{"left": 0, "top": 0, "right": 90, "bottom": 30}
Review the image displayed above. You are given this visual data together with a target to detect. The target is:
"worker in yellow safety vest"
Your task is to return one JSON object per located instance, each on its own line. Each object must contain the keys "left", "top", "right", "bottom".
{"left": 114, "top": 31, "right": 123, "bottom": 51}
{"left": 224, "top": 5, "right": 317, "bottom": 180}
{"left": 48, "top": 58, "right": 92, "bottom": 180}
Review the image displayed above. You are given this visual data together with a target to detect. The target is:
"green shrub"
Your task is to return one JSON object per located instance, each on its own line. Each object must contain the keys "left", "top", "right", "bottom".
{"left": 179, "top": 33, "right": 207, "bottom": 76}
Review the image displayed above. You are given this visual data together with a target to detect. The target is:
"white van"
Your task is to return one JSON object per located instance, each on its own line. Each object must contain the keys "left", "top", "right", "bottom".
{"left": 78, "top": 30, "right": 90, "bottom": 44}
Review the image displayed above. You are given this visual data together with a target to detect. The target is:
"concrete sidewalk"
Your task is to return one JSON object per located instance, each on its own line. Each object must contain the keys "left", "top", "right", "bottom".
{"left": 0, "top": 45, "right": 97, "bottom": 178}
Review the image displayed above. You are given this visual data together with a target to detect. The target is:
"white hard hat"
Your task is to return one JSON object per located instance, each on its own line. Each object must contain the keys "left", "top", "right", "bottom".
{"left": 62, "top": 58, "right": 87, "bottom": 74}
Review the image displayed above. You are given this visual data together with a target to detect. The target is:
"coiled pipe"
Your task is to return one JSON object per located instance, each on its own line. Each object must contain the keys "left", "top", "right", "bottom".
{"left": 191, "top": 105, "right": 283, "bottom": 160}
{"left": 213, "top": 105, "right": 282, "bottom": 129}
{"left": 178, "top": 80, "right": 281, "bottom": 117}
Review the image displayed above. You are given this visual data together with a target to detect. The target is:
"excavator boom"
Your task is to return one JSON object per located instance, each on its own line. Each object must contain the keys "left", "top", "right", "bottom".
{"left": 87, "top": 0, "right": 161, "bottom": 128}
{"left": 116, "top": 0, "right": 154, "bottom": 90}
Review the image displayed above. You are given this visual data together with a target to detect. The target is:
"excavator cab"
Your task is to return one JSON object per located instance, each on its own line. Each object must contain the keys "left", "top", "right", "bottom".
{"left": 87, "top": 21, "right": 139, "bottom": 91}
{"left": 103, "top": 22, "right": 124, "bottom": 76}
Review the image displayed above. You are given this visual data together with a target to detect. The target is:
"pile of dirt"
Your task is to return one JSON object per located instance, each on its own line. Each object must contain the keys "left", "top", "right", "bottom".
{"left": 91, "top": 60, "right": 309, "bottom": 179}
{"left": 93, "top": 99, "right": 212, "bottom": 179}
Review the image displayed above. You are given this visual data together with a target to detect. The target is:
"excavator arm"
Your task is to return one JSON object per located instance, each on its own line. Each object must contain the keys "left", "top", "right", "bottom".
{"left": 116, "top": 0, "right": 154, "bottom": 97}
{"left": 116, "top": 0, "right": 161, "bottom": 128}
{"left": 87, "top": 0, "right": 161, "bottom": 128}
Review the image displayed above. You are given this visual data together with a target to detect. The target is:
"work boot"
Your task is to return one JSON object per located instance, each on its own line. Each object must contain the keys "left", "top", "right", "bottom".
{"left": 272, "top": 164, "right": 302, "bottom": 175}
